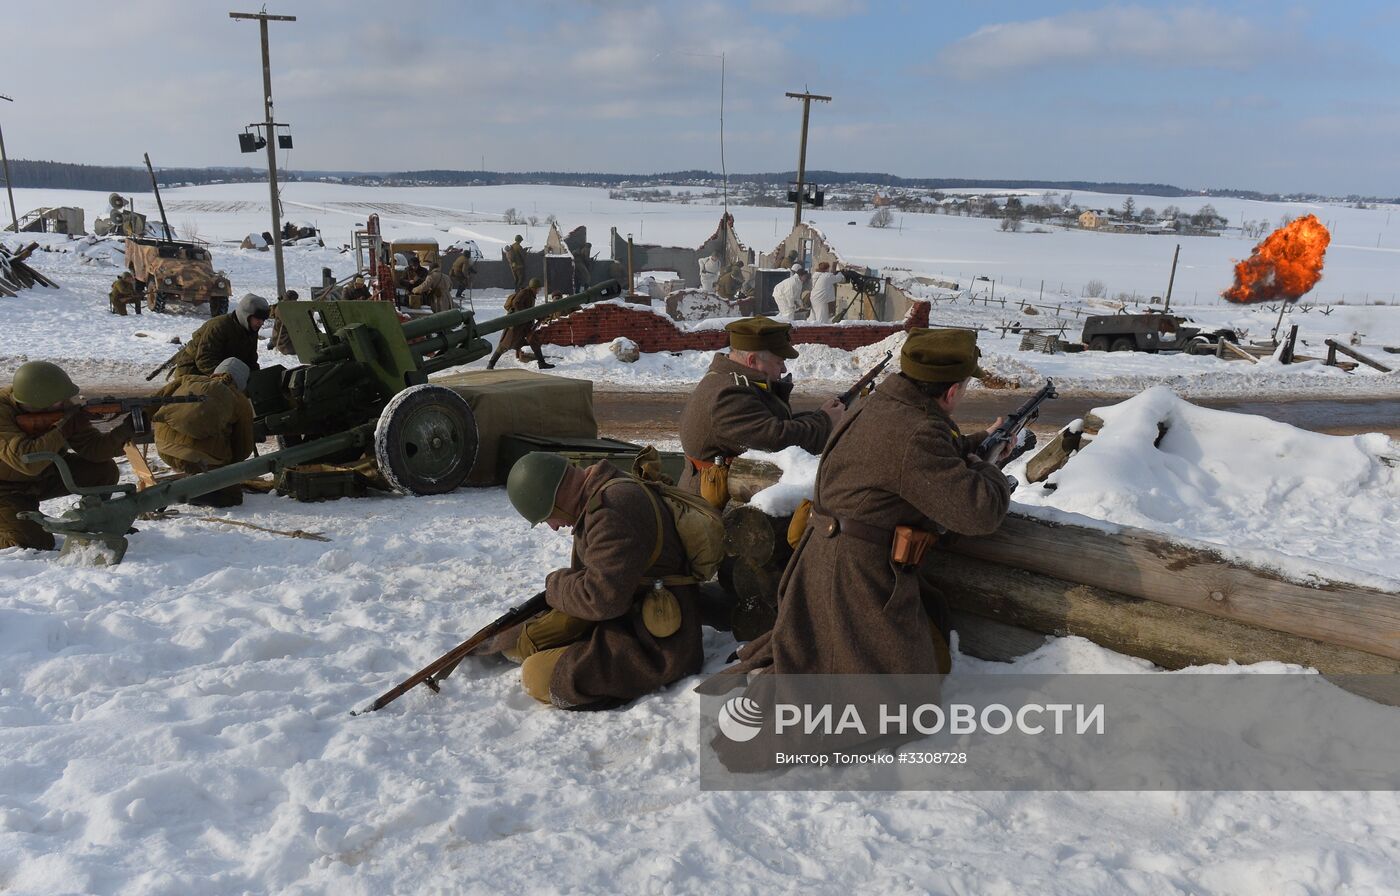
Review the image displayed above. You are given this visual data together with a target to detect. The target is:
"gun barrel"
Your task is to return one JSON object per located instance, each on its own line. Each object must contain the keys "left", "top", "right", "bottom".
{"left": 474, "top": 279, "right": 621, "bottom": 338}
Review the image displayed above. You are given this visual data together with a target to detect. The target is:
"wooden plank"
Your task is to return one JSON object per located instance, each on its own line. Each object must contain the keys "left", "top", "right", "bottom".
{"left": 1025, "top": 426, "right": 1084, "bottom": 483}
{"left": 938, "top": 513, "right": 1400, "bottom": 661}
{"left": 123, "top": 444, "right": 159, "bottom": 490}
{"left": 1325, "top": 339, "right": 1393, "bottom": 373}
{"left": 1220, "top": 340, "right": 1260, "bottom": 363}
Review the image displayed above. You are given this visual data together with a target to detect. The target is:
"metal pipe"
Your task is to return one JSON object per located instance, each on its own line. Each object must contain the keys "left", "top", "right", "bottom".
{"left": 0, "top": 94, "right": 19, "bottom": 235}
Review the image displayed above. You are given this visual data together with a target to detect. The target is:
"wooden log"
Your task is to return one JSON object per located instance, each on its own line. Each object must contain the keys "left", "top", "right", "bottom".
{"left": 723, "top": 503, "right": 793, "bottom": 565}
{"left": 1025, "top": 426, "right": 1084, "bottom": 483}
{"left": 727, "top": 458, "right": 784, "bottom": 503}
{"left": 939, "top": 513, "right": 1400, "bottom": 661}
{"left": 1082, "top": 413, "right": 1105, "bottom": 435}
{"left": 725, "top": 555, "right": 783, "bottom": 642}
{"left": 932, "top": 554, "right": 1400, "bottom": 705}
{"left": 1325, "top": 338, "right": 1393, "bottom": 373}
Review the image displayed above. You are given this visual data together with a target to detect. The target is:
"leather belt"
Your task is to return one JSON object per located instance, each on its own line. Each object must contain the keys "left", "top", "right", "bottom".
{"left": 807, "top": 509, "right": 890, "bottom": 547}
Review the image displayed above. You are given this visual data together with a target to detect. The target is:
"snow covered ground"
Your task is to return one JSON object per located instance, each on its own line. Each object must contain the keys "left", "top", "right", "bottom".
{"left": 3, "top": 183, "right": 1399, "bottom": 894}
{"left": 3, "top": 182, "right": 1399, "bottom": 397}
{"left": 3, "top": 481, "right": 1399, "bottom": 894}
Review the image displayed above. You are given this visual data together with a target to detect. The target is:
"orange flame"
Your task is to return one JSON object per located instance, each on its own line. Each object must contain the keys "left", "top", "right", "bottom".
{"left": 1223, "top": 214, "right": 1331, "bottom": 304}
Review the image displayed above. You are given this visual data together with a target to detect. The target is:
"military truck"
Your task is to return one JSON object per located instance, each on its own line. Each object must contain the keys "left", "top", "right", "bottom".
{"left": 125, "top": 237, "right": 233, "bottom": 316}
{"left": 1081, "top": 312, "right": 1237, "bottom": 353}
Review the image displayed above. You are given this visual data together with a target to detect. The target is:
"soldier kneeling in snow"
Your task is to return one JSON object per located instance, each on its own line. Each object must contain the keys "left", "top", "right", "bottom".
{"left": 473, "top": 452, "right": 706, "bottom": 710}
{"left": 153, "top": 359, "right": 255, "bottom": 508}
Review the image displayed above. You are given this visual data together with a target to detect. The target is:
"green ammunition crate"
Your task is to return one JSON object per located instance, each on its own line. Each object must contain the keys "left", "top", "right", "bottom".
{"left": 275, "top": 465, "right": 369, "bottom": 502}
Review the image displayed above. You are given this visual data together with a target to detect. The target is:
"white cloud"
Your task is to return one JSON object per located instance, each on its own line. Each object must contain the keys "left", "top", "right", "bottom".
{"left": 937, "top": 6, "right": 1288, "bottom": 79}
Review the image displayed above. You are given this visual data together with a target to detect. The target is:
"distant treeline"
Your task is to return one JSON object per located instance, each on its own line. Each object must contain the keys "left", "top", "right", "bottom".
{"left": 6, "top": 159, "right": 282, "bottom": 192}
{"left": 8, "top": 159, "right": 1392, "bottom": 205}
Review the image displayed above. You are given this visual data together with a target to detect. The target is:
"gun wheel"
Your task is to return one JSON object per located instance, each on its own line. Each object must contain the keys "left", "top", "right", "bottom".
{"left": 374, "top": 384, "right": 478, "bottom": 495}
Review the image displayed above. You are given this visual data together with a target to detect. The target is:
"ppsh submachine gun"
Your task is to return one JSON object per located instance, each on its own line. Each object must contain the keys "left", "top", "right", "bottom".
{"left": 19, "top": 280, "right": 623, "bottom": 562}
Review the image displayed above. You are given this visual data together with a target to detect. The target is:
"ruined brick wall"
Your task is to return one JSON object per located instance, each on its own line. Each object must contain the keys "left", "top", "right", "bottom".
{"left": 537, "top": 300, "right": 930, "bottom": 354}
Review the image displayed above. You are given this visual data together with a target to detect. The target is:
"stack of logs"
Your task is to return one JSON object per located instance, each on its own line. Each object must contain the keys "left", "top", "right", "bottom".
{"left": 0, "top": 242, "right": 59, "bottom": 297}
{"left": 713, "top": 423, "right": 1400, "bottom": 705}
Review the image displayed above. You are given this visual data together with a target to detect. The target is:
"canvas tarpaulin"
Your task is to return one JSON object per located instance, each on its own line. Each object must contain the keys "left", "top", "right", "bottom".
{"left": 432, "top": 369, "right": 597, "bottom": 485}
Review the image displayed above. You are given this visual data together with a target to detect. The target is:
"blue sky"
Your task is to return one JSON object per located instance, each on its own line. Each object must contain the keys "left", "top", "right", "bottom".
{"left": 5, "top": 1, "right": 1397, "bottom": 194}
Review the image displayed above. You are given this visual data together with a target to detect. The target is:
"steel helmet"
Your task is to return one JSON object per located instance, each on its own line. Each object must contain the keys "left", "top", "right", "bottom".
{"left": 528, "top": 278, "right": 542, "bottom": 289}
{"left": 506, "top": 452, "right": 571, "bottom": 526}
{"left": 11, "top": 361, "right": 80, "bottom": 409}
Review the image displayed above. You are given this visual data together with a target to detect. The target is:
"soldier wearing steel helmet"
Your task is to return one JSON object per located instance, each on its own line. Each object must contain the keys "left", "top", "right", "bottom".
{"left": 467, "top": 452, "right": 703, "bottom": 709}
{"left": 0, "top": 362, "right": 135, "bottom": 550}
{"left": 169, "top": 294, "right": 268, "bottom": 380}
{"left": 487, "top": 278, "right": 554, "bottom": 370}
{"left": 505, "top": 234, "right": 528, "bottom": 290}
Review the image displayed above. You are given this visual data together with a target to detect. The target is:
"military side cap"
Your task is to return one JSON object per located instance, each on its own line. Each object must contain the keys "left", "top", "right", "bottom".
{"left": 725, "top": 316, "right": 799, "bottom": 359}
{"left": 901, "top": 328, "right": 985, "bottom": 382}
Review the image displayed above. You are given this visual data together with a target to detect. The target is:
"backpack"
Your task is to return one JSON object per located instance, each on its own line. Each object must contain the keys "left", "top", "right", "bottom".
{"left": 596, "top": 448, "right": 724, "bottom": 586}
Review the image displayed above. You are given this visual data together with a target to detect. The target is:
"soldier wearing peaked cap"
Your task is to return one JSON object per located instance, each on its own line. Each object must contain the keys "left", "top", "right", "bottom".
{"left": 677, "top": 316, "right": 843, "bottom": 509}
{"left": 705, "top": 327, "right": 1012, "bottom": 683}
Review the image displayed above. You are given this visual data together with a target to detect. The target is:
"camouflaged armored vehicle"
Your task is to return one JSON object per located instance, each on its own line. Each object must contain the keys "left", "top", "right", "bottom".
{"left": 1081, "top": 312, "right": 1237, "bottom": 354}
{"left": 125, "top": 237, "right": 233, "bottom": 316}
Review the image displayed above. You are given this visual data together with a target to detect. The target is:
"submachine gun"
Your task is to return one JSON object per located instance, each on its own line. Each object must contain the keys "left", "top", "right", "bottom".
{"left": 976, "top": 378, "right": 1058, "bottom": 490}
{"left": 19, "top": 280, "right": 623, "bottom": 562}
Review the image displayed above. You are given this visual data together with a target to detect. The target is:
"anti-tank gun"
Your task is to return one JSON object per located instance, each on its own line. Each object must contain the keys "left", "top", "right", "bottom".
{"left": 19, "top": 280, "right": 622, "bottom": 562}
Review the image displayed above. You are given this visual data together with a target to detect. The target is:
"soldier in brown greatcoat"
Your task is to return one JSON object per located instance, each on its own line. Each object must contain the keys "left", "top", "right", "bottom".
{"left": 677, "top": 317, "right": 842, "bottom": 504}
{"left": 410, "top": 261, "right": 452, "bottom": 313}
{"left": 449, "top": 252, "right": 476, "bottom": 298}
{"left": 170, "top": 294, "right": 267, "bottom": 380}
{"left": 505, "top": 235, "right": 528, "bottom": 289}
{"left": 486, "top": 279, "right": 554, "bottom": 370}
{"left": 153, "top": 358, "right": 256, "bottom": 508}
{"left": 475, "top": 452, "right": 705, "bottom": 709}
{"left": 710, "top": 328, "right": 1012, "bottom": 683}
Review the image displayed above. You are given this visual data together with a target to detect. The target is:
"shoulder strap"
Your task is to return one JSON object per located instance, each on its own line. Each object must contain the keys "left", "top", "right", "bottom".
{"left": 591, "top": 476, "right": 665, "bottom": 571}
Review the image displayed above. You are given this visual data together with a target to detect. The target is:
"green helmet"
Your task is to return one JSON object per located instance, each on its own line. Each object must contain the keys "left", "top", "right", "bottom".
{"left": 528, "top": 277, "right": 542, "bottom": 289}
{"left": 506, "top": 452, "right": 570, "bottom": 526}
{"left": 514, "top": 235, "right": 524, "bottom": 243}
{"left": 11, "top": 361, "right": 80, "bottom": 409}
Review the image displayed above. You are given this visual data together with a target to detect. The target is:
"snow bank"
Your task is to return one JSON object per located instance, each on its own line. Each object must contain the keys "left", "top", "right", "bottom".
{"left": 742, "top": 445, "right": 822, "bottom": 515}
{"left": 1009, "top": 386, "right": 1400, "bottom": 588}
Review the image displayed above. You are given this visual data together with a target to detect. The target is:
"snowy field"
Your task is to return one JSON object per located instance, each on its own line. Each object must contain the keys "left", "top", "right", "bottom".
{"left": 2, "top": 183, "right": 1399, "bottom": 894}
{"left": 3, "top": 478, "right": 1399, "bottom": 894}
{"left": 3, "top": 182, "right": 1399, "bottom": 397}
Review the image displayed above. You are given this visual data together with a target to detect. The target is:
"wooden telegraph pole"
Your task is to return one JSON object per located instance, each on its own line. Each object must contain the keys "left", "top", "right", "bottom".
{"left": 230, "top": 10, "right": 295, "bottom": 300}
{"left": 0, "top": 95, "right": 18, "bottom": 235}
{"left": 1163, "top": 243, "right": 1180, "bottom": 312}
{"left": 785, "top": 90, "right": 831, "bottom": 229}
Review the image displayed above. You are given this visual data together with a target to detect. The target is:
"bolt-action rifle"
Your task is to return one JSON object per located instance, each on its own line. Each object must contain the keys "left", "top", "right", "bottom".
{"left": 16, "top": 394, "right": 204, "bottom": 439}
{"left": 836, "top": 350, "right": 893, "bottom": 407}
{"left": 352, "top": 591, "right": 548, "bottom": 715}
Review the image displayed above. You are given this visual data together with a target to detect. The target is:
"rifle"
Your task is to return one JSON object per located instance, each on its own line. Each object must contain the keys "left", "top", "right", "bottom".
{"left": 352, "top": 591, "right": 548, "bottom": 715}
{"left": 16, "top": 394, "right": 205, "bottom": 439}
{"left": 145, "top": 348, "right": 182, "bottom": 382}
{"left": 836, "top": 350, "right": 893, "bottom": 407}
{"left": 975, "top": 379, "right": 1058, "bottom": 470}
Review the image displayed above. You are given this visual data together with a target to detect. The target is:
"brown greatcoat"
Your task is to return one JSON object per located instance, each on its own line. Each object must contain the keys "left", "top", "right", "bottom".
{"left": 497, "top": 285, "right": 539, "bottom": 353}
{"left": 709, "top": 373, "right": 1011, "bottom": 680}
{"left": 544, "top": 462, "right": 705, "bottom": 708}
{"left": 450, "top": 253, "right": 475, "bottom": 289}
{"left": 153, "top": 375, "right": 255, "bottom": 469}
{"left": 170, "top": 313, "right": 260, "bottom": 380}
{"left": 676, "top": 353, "right": 832, "bottom": 493}
{"left": 411, "top": 269, "right": 452, "bottom": 313}
{"left": 0, "top": 387, "right": 133, "bottom": 549}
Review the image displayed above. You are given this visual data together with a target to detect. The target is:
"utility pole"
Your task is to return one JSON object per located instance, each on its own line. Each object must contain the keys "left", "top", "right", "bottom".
{"left": 1163, "top": 243, "right": 1180, "bottom": 313}
{"left": 785, "top": 90, "right": 831, "bottom": 230}
{"left": 0, "top": 95, "right": 18, "bottom": 235}
{"left": 230, "top": 10, "right": 296, "bottom": 299}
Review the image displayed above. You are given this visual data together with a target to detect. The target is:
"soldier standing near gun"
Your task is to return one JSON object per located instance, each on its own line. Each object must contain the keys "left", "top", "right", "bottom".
{"left": 165, "top": 294, "right": 269, "bottom": 381}
{"left": 708, "top": 329, "right": 1013, "bottom": 681}
{"left": 470, "top": 452, "right": 705, "bottom": 709}
{"left": 678, "top": 317, "right": 842, "bottom": 507}
{"left": 410, "top": 260, "right": 452, "bottom": 313}
{"left": 0, "top": 362, "right": 135, "bottom": 550}
{"left": 449, "top": 252, "right": 475, "bottom": 299}
{"left": 152, "top": 359, "right": 255, "bottom": 508}
{"left": 486, "top": 278, "right": 554, "bottom": 370}
{"left": 505, "top": 234, "right": 528, "bottom": 290}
